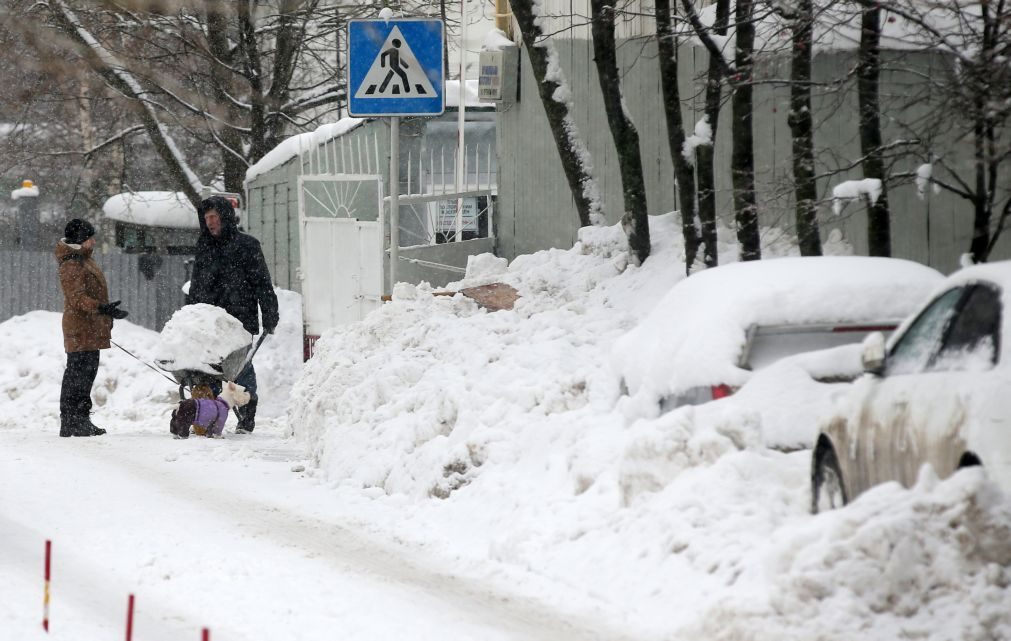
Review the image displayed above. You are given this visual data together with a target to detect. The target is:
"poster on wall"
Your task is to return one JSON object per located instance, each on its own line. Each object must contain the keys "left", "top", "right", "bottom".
{"left": 429, "top": 198, "right": 478, "bottom": 235}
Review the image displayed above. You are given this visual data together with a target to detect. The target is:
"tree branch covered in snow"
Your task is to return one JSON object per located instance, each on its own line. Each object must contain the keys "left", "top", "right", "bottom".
{"left": 45, "top": 0, "right": 204, "bottom": 204}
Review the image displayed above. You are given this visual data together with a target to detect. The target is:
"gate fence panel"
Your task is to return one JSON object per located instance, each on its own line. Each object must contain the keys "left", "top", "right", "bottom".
{"left": 0, "top": 249, "right": 190, "bottom": 332}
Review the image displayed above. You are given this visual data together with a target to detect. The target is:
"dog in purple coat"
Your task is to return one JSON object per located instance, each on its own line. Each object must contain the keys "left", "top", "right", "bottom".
{"left": 169, "top": 381, "right": 251, "bottom": 439}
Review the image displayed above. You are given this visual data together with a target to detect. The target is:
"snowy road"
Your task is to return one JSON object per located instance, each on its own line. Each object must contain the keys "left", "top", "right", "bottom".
{"left": 0, "top": 419, "right": 641, "bottom": 641}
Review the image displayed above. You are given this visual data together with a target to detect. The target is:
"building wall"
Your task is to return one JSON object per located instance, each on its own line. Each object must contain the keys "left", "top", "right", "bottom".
{"left": 494, "top": 38, "right": 1011, "bottom": 273}
{"left": 245, "top": 112, "right": 498, "bottom": 295}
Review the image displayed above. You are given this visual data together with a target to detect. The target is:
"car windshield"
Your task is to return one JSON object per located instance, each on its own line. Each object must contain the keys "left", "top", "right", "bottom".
{"left": 886, "top": 287, "right": 964, "bottom": 375}
{"left": 886, "top": 284, "right": 1002, "bottom": 376}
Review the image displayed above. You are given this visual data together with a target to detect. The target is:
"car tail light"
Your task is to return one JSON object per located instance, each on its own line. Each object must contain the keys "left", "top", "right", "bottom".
{"left": 711, "top": 384, "right": 735, "bottom": 400}
{"left": 303, "top": 334, "right": 320, "bottom": 361}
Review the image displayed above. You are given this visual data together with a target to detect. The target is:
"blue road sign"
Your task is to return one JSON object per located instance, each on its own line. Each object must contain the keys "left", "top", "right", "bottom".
{"left": 348, "top": 19, "right": 445, "bottom": 117}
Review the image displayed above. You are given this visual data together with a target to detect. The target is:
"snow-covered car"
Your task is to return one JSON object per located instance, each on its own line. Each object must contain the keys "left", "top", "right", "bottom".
{"left": 613, "top": 256, "right": 944, "bottom": 415}
{"left": 812, "top": 261, "right": 1011, "bottom": 512}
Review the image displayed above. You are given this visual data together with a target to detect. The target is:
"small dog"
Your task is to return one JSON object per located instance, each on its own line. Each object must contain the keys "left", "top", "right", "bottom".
{"left": 169, "top": 381, "right": 251, "bottom": 439}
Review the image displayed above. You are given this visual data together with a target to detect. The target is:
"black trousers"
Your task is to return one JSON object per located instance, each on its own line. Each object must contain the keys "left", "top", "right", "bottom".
{"left": 60, "top": 350, "right": 100, "bottom": 419}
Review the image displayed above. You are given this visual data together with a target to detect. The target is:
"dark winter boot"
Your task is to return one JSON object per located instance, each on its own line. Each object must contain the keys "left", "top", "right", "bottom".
{"left": 60, "top": 415, "right": 94, "bottom": 438}
{"left": 83, "top": 417, "right": 107, "bottom": 436}
{"left": 235, "top": 394, "right": 257, "bottom": 434}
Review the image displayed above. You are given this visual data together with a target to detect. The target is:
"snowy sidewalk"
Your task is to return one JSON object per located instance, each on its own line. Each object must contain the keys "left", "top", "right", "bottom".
{"left": 0, "top": 419, "right": 642, "bottom": 641}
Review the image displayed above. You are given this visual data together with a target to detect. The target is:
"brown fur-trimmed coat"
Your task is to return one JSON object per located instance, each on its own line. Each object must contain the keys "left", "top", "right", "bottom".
{"left": 56, "top": 240, "right": 112, "bottom": 353}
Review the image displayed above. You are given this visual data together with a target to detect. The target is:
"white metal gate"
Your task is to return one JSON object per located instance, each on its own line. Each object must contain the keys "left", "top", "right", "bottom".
{"left": 297, "top": 175, "right": 384, "bottom": 336}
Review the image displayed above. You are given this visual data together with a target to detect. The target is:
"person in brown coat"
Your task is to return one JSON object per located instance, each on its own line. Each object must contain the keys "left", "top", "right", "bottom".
{"left": 56, "top": 219, "right": 129, "bottom": 437}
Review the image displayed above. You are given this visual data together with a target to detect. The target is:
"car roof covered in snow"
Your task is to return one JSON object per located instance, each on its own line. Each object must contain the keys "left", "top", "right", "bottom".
{"left": 613, "top": 256, "right": 944, "bottom": 402}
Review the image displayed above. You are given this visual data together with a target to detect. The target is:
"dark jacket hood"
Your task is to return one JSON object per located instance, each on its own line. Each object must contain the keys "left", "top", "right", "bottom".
{"left": 196, "top": 195, "right": 239, "bottom": 244}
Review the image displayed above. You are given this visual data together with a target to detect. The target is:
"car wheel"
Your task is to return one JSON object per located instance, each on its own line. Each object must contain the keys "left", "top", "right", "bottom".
{"left": 811, "top": 436, "right": 848, "bottom": 514}
{"left": 958, "top": 451, "right": 982, "bottom": 468}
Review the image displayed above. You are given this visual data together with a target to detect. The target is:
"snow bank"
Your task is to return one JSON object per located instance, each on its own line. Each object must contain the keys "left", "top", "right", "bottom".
{"left": 685, "top": 468, "right": 1011, "bottom": 640}
{"left": 287, "top": 211, "right": 1011, "bottom": 638}
{"left": 0, "top": 312, "right": 178, "bottom": 428}
{"left": 0, "top": 291, "right": 303, "bottom": 429}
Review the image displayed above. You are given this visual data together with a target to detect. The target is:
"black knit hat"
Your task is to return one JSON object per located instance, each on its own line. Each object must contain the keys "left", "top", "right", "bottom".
{"left": 64, "top": 218, "right": 95, "bottom": 245}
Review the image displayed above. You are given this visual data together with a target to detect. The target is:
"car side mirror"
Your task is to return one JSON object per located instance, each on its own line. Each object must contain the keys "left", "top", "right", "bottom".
{"left": 861, "top": 331, "right": 886, "bottom": 375}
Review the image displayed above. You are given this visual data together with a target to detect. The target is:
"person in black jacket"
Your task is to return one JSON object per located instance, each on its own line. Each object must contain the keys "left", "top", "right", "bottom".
{"left": 187, "top": 196, "right": 279, "bottom": 433}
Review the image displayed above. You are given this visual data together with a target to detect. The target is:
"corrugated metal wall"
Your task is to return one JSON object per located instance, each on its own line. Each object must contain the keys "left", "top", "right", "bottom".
{"left": 494, "top": 40, "right": 1011, "bottom": 273}
{"left": 0, "top": 249, "right": 189, "bottom": 332}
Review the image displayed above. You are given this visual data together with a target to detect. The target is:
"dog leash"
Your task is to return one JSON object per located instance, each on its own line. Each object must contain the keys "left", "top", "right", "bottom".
{"left": 111, "top": 339, "right": 179, "bottom": 385}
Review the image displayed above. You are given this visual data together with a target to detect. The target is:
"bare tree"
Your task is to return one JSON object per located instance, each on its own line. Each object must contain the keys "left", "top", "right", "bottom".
{"left": 780, "top": 0, "right": 822, "bottom": 256}
{"left": 655, "top": 0, "right": 701, "bottom": 271}
{"left": 856, "top": 0, "right": 891, "bottom": 256}
{"left": 694, "top": 0, "right": 729, "bottom": 267}
{"left": 590, "top": 0, "right": 650, "bottom": 264}
{"left": 731, "top": 0, "right": 761, "bottom": 260}
{"left": 13, "top": 0, "right": 370, "bottom": 203}
{"left": 884, "top": 0, "right": 1011, "bottom": 262}
{"left": 511, "top": 0, "right": 605, "bottom": 228}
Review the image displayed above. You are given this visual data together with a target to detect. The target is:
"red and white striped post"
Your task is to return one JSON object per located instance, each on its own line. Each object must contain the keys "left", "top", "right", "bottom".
{"left": 125, "top": 594, "right": 135, "bottom": 641}
{"left": 42, "top": 540, "right": 51, "bottom": 632}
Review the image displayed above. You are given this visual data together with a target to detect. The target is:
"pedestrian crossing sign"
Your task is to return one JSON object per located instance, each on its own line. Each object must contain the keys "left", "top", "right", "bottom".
{"left": 348, "top": 19, "right": 445, "bottom": 117}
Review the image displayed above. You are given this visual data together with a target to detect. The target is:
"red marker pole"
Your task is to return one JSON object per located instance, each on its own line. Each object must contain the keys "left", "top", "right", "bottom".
{"left": 202, "top": 628, "right": 210, "bottom": 641}
{"left": 42, "top": 540, "right": 51, "bottom": 633}
{"left": 125, "top": 594, "right": 135, "bottom": 641}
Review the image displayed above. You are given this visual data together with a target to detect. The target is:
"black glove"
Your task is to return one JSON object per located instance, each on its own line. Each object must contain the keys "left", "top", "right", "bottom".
{"left": 264, "top": 323, "right": 276, "bottom": 335}
{"left": 97, "top": 300, "right": 129, "bottom": 320}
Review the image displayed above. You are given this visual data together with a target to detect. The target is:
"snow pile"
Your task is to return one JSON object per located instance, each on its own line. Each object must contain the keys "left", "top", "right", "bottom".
{"left": 685, "top": 468, "right": 1011, "bottom": 640}
{"left": 155, "top": 304, "right": 252, "bottom": 376}
{"left": 102, "top": 191, "right": 199, "bottom": 229}
{"left": 0, "top": 312, "right": 178, "bottom": 428}
{"left": 0, "top": 293, "right": 302, "bottom": 430}
{"left": 287, "top": 212, "right": 1011, "bottom": 638}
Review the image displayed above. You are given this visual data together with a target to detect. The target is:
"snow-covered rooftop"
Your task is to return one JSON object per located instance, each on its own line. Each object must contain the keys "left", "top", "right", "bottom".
{"left": 102, "top": 191, "right": 199, "bottom": 229}
{"left": 245, "top": 81, "right": 491, "bottom": 185}
{"left": 11, "top": 185, "right": 39, "bottom": 200}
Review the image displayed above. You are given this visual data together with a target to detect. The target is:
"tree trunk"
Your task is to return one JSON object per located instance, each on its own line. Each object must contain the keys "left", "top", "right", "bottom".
{"left": 205, "top": 4, "right": 246, "bottom": 193}
{"left": 788, "top": 0, "right": 821, "bottom": 256}
{"left": 655, "top": 0, "right": 700, "bottom": 271}
{"left": 590, "top": 0, "right": 651, "bottom": 264}
{"left": 732, "top": 0, "right": 760, "bottom": 260}
{"left": 696, "top": 0, "right": 729, "bottom": 267}
{"left": 511, "top": 0, "right": 604, "bottom": 228}
{"left": 857, "top": 1, "right": 891, "bottom": 256}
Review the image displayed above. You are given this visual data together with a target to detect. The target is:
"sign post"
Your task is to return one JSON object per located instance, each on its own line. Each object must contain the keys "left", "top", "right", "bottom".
{"left": 348, "top": 18, "right": 445, "bottom": 291}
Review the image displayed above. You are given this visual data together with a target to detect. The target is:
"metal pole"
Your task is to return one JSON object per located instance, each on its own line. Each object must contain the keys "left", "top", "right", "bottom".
{"left": 455, "top": 0, "right": 467, "bottom": 242}
{"left": 390, "top": 116, "right": 400, "bottom": 290}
